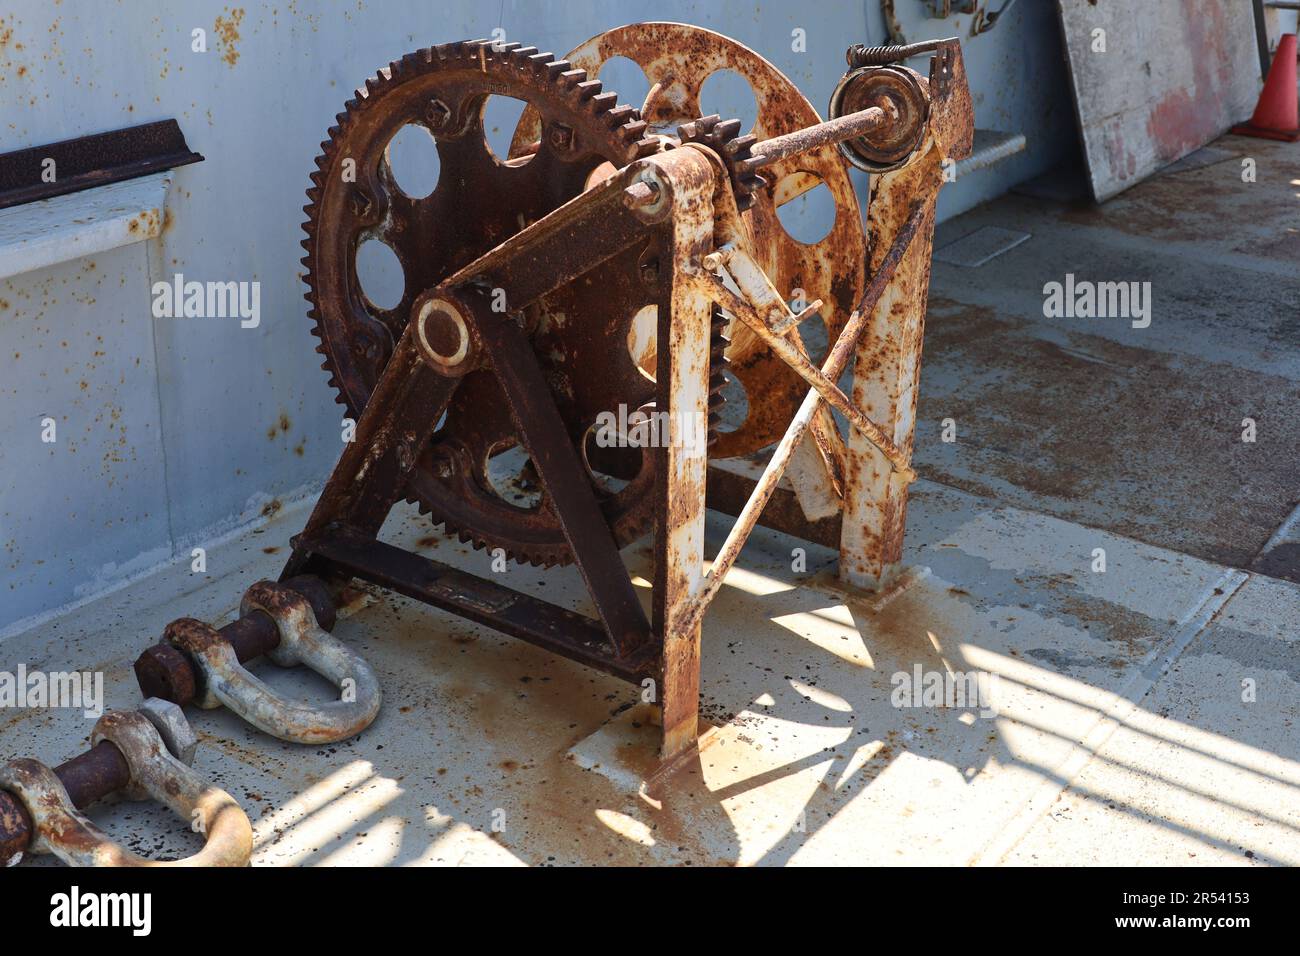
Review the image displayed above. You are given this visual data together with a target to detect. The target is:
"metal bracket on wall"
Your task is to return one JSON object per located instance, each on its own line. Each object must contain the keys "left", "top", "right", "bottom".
{"left": 0, "top": 119, "right": 203, "bottom": 210}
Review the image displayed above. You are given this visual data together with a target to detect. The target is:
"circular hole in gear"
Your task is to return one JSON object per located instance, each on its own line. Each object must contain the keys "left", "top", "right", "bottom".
{"left": 385, "top": 123, "right": 441, "bottom": 199}
{"left": 482, "top": 95, "right": 532, "bottom": 165}
{"left": 355, "top": 238, "right": 404, "bottom": 311}
{"left": 699, "top": 68, "right": 759, "bottom": 134}
{"left": 775, "top": 173, "right": 837, "bottom": 245}
{"left": 599, "top": 56, "right": 651, "bottom": 115}
{"left": 626, "top": 305, "right": 657, "bottom": 382}
{"left": 485, "top": 444, "right": 543, "bottom": 510}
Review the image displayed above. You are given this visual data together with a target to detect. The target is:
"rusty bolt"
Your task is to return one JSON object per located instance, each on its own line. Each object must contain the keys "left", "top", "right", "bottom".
{"left": 0, "top": 791, "right": 32, "bottom": 867}
{"left": 623, "top": 181, "right": 660, "bottom": 209}
{"left": 137, "top": 698, "right": 198, "bottom": 766}
{"left": 351, "top": 188, "right": 373, "bottom": 218}
{"left": 639, "top": 258, "right": 660, "bottom": 285}
{"left": 134, "top": 643, "right": 197, "bottom": 707}
{"left": 548, "top": 123, "right": 575, "bottom": 153}
{"left": 425, "top": 98, "right": 451, "bottom": 131}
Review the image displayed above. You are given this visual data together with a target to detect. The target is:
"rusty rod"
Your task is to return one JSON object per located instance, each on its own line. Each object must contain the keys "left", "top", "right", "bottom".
{"left": 705, "top": 276, "right": 915, "bottom": 480}
{"left": 751, "top": 106, "right": 891, "bottom": 167}
{"left": 0, "top": 740, "right": 132, "bottom": 864}
{"left": 682, "top": 199, "right": 928, "bottom": 629}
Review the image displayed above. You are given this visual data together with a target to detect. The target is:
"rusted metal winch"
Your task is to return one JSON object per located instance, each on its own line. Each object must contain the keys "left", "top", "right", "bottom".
{"left": 2, "top": 23, "right": 971, "bottom": 866}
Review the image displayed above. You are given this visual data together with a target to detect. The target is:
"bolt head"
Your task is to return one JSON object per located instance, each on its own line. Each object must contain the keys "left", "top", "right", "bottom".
{"left": 134, "top": 643, "right": 196, "bottom": 706}
{"left": 137, "top": 697, "right": 199, "bottom": 766}
{"left": 548, "top": 123, "right": 575, "bottom": 152}
{"left": 425, "top": 98, "right": 451, "bottom": 130}
{"left": 350, "top": 188, "right": 373, "bottom": 218}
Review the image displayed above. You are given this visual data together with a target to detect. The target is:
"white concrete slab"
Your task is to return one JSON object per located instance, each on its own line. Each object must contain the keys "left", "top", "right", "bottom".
{"left": 1004, "top": 573, "right": 1300, "bottom": 866}
{"left": 5, "top": 475, "right": 1293, "bottom": 867}
{"left": 0, "top": 174, "right": 171, "bottom": 282}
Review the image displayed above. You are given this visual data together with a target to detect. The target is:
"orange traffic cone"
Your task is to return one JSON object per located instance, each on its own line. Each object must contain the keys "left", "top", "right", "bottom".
{"left": 1233, "top": 33, "right": 1299, "bottom": 141}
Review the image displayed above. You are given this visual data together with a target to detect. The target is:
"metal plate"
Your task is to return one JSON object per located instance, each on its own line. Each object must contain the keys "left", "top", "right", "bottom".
{"left": 1057, "top": 0, "right": 1261, "bottom": 200}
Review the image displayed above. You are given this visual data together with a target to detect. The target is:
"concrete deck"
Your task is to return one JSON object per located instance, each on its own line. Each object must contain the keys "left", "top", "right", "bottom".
{"left": 3, "top": 133, "right": 1298, "bottom": 866}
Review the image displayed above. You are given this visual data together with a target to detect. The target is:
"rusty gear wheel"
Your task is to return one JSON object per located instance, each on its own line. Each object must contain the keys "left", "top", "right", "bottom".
{"left": 676, "top": 114, "right": 766, "bottom": 210}
{"left": 534, "top": 22, "right": 868, "bottom": 460}
{"left": 302, "top": 39, "right": 677, "bottom": 567}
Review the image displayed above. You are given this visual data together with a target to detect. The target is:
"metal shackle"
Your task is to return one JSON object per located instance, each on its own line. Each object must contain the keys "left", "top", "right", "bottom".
{"left": 0, "top": 708, "right": 252, "bottom": 867}
{"left": 166, "top": 580, "right": 381, "bottom": 744}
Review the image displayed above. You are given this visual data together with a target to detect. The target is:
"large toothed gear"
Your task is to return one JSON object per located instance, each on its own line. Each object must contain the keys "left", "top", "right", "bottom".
{"left": 301, "top": 40, "right": 692, "bottom": 567}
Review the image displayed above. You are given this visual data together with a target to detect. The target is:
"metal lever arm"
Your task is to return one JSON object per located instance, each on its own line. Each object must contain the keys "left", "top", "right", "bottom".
{"left": 465, "top": 292, "right": 653, "bottom": 657}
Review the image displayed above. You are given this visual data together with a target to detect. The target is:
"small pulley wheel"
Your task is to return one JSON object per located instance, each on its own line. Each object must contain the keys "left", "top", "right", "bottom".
{"left": 829, "top": 66, "right": 928, "bottom": 173}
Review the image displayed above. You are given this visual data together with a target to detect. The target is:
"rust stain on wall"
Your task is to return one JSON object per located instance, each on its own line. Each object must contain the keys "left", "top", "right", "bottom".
{"left": 214, "top": 7, "right": 245, "bottom": 67}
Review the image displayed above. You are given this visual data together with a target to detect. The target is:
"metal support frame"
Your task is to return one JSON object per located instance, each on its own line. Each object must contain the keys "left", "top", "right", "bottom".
{"left": 276, "top": 42, "right": 971, "bottom": 767}
{"left": 840, "top": 43, "right": 973, "bottom": 590}
{"left": 704, "top": 44, "right": 972, "bottom": 597}
{"left": 651, "top": 152, "right": 717, "bottom": 761}
{"left": 279, "top": 149, "right": 721, "bottom": 760}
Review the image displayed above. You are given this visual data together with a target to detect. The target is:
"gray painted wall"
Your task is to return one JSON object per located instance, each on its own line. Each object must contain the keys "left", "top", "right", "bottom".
{"left": 0, "top": 0, "right": 1073, "bottom": 631}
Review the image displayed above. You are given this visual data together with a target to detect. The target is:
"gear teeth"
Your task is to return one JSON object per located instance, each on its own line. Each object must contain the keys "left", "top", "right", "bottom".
{"left": 558, "top": 69, "right": 587, "bottom": 88}
{"left": 714, "top": 118, "right": 742, "bottom": 140}
{"left": 606, "top": 105, "right": 636, "bottom": 124}
{"left": 725, "top": 134, "right": 757, "bottom": 155}
{"left": 620, "top": 119, "right": 649, "bottom": 141}
{"left": 392, "top": 51, "right": 422, "bottom": 76}
{"left": 678, "top": 112, "right": 762, "bottom": 210}
{"left": 706, "top": 305, "right": 731, "bottom": 440}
